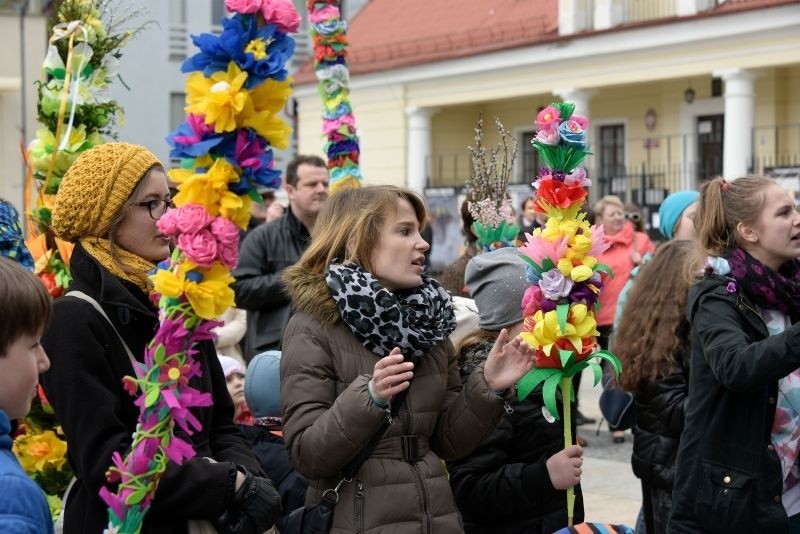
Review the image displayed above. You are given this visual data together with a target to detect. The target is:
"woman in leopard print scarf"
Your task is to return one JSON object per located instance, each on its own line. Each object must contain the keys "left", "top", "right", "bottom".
{"left": 280, "top": 185, "right": 536, "bottom": 533}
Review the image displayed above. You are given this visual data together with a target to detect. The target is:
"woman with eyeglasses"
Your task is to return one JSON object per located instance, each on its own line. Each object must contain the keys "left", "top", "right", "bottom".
{"left": 40, "top": 143, "right": 280, "bottom": 533}
{"left": 592, "top": 195, "right": 655, "bottom": 443}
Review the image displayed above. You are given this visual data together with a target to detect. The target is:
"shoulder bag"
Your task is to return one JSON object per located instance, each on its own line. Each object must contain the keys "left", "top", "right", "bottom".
{"left": 280, "top": 387, "right": 411, "bottom": 534}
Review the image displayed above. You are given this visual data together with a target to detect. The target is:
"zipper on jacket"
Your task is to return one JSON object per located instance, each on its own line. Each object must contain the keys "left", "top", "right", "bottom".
{"left": 410, "top": 462, "right": 433, "bottom": 534}
{"left": 354, "top": 479, "right": 364, "bottom": 534}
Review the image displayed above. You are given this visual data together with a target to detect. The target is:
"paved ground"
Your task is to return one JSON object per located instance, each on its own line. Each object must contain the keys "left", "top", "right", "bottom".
{"left": 574, "top": 367, "right": 641, "bottom": 527}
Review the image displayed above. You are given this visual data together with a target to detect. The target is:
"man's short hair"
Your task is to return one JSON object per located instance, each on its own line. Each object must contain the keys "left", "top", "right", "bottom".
{"left": 0, "top": 257, "right": 51, "bottom": 356}
{"left": 285, "top": 155, "right": 327, "bottom": 187}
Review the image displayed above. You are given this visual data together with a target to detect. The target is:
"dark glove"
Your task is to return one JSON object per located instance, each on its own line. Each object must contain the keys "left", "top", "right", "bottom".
{"left": 218, "top": 465, "right": 282, "bottom": 534}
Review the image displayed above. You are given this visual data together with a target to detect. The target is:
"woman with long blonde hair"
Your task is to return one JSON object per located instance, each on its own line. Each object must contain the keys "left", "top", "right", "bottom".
{"left": 280, "top": 185, "right": 535, "bottom": 533}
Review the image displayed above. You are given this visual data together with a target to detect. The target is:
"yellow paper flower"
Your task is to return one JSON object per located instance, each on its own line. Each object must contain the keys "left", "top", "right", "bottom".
{"left": 186, "top": 62, "right": 250, "bottom": 133}
{"left": 171, "top": 158, "right": 240, "bottom": 215}
{"left": 571, "top": 265, "right": 593, "bottom": 282}
{"left": 522, "top": 304, "right": 599, "bottom": 357}
{"left": 151, "top": 260, "right": 235, "bottom": 320}
{"left": 13, "top": 430, "right": 68, "bottom": 474}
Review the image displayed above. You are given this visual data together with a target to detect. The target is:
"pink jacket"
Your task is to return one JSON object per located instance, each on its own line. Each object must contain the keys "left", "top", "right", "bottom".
{"left": 596, "top": 222, "right": 655, "bottom": 328}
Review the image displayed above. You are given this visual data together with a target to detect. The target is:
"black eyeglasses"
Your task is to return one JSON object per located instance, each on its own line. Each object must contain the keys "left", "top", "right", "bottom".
{"left": 134, "top": 199, "right": 175, "bottom": 220}
{"left": 624, "top": 212, "right": 641, "bottom": 223}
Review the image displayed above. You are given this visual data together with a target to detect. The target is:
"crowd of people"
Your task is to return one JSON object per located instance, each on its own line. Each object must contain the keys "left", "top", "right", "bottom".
{"left": 2, "top": 140, "right": 800, "bottom": 534}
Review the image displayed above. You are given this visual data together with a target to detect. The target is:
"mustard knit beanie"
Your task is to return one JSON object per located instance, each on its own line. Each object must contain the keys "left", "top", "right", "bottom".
{"left": 53, "top": 143, "right": 162, "bottom": 242}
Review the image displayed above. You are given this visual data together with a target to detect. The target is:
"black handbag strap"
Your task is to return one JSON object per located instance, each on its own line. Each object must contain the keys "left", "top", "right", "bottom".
{"left": 341, "top": 386, "right": 411, "bottom": 479}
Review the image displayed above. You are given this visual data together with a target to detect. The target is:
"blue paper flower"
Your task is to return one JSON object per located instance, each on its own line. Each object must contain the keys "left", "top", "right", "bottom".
{"left": 166, "top": 114, "right": 228, "bottom": 159}
{"left": 558, "top": 120, "right": 587, "bottom": 149}
{"left": 182, "top": 14, "right": 295, "bottom": 89}
{"left": 216, "top": 129, "right": 282, "bottom": 194}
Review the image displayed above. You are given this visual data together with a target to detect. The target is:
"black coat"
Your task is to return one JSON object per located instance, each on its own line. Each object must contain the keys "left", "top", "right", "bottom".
{"left": 447, "top": 343, "right": 584, "bottom": 534}
{"left": 233, "top": 207, "right": 310, "bottom": 357}
{"left": 41, "top": 244, "right": 264, "bottom": 534}
{"left": 630, "top": 342, "right": 689, "bottom": 491}
{"left": 238, "top": 424, "right": 308, "bottom": 531}
{"left": 669, "top": 275, "right": 800, "bottom": 533}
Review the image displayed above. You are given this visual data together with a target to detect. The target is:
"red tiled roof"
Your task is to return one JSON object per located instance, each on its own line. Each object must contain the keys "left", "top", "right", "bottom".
{"left": 294, "top": 0, "right": 558, "bottom": 83}
{"left": 293, "top": 0, "right": 796, "bottom": 85}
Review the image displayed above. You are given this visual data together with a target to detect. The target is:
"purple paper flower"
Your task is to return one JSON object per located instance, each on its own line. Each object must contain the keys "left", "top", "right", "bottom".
{"left": 539, "top": 269, "right": 574, "bottom": 300}
{"left": 726, "top": 281, "right": 737, "bottom": 294}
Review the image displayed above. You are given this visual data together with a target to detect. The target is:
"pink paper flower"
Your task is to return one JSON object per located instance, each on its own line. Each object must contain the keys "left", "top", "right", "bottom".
{"left": 261, "top": 0, "right": 301, "bottom": 33}
{"left": 218, "top": 243, "right": 238, "bottom": 269}
{"left": 535, "top": 106, "right": 561, "bottom": 131}
{"left": 522, "top": 285, "right": 545, "bottom": 316}
{"left": 178, "top": 230, "right": 218, "bottom": 267}
{"left": 157, "top": 210, "right": 180, "bottom": 237}
{"left": 210, "top": 217, "right": 240, "bottom": 249}
{"left": 310, "top": 4, "right": 339, "bottom": 23}
{"left": 224, "top": 0, "right": 261, "bottom": 14}
{"left": 535, "top": 128, "right": 560, "bottom": 146}
{"left": 564, "top": 167, "right": 591, "bottom": 187}
{"left": 176, "top": 204, "right": 214, "bottom": 235}
{"left": 571, "top": 114, "right": 590, "bottom": 129}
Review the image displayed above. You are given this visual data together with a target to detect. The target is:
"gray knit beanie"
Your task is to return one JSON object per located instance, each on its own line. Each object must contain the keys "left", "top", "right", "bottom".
{"left": 465, "top": 247, "right": 528, "bottom": 330}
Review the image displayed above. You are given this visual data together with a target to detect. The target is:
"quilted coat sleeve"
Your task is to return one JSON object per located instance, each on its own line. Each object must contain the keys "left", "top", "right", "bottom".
{"left": 428, "top": 343, "right": 507, "bottom": 461}
{"left": 280, "top": 313, "right": 388, "bottom": 480}
{"left": 693, "top": 290, "right": 800, "bottom": 391}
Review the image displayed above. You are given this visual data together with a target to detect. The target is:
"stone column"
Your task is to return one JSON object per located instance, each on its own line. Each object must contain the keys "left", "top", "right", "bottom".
{"left": 553, "top": 88, "right": 594, "bottom": 118}
{"left": 405, "top": 106, "right": 439, "bottom": 193}
{"left": 593, "top": 0, "right": 623, "bottom": 30}
{"left": 676, "top": 0, "right": 714, "bottom": 16}
{"left": 715, "top": 68, "right": 757, "bottom": 180}
{"left": 558, "top": 0, "right": 592, "bottom": 35}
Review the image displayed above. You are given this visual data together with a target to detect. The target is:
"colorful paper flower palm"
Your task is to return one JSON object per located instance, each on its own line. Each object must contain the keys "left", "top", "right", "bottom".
{"left": 100, "top": 2, "right": 297, "bottom": 532}
{"left": 309, "top": 0, "right": 362, "bottom": 191}
{"left": 25, "top": 0, "right": 147, "bottom": 298}
{"left": 516, "top": 102, "right": 622, "bottom": 526}
{"left": 16, "top": 1, "right": 146, "bottom": 524}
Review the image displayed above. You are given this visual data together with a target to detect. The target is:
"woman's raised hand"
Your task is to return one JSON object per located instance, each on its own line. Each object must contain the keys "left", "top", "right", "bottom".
{"left": 482, "top": 328, "right": 536, "bottom": 392}
{"left": 368, "top": 347, "right": 415, "bottom": 405}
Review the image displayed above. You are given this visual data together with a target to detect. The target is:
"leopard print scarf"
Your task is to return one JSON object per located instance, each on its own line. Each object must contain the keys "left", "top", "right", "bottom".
{"left": 326, "top": 261, "right": 456, "bottom": 358}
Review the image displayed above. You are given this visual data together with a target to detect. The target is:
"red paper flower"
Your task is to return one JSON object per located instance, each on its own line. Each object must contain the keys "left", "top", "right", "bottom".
{"left": 535, "top": 179, "right": 587, "bottom": 212}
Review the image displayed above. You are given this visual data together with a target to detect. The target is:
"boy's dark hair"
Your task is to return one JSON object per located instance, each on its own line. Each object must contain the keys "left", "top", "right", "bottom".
{"left": 0, "top": 257, "right": 52, "bottom": 356}
{"left": 285, "top": 155, "right": 327, "bottom": 187}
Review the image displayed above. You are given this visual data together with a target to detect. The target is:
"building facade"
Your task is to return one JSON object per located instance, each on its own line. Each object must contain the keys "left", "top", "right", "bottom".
{"left": 292, "top": 0, "right": 800, "bottom": 252}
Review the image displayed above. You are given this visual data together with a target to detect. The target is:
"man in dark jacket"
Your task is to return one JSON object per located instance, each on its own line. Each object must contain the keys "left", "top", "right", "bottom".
{"left": 233, "top": 155, "right": 329, "bottom": 359}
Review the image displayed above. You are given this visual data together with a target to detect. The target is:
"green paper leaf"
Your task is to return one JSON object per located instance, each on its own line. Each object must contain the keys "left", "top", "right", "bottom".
{"left": 516, "top": 253, "right": 543, "bottom": 275}
{"left": 556, "top": 303, "right": 569, "bottom": 334}
{"left": 144, "top": 387, "right": 160, "bottom": 408}
{"left": 543, "top": 373, "right": 563, "bottom": 421}
{"left": 180, "top": 157, "right": 195, "bottom": 170}
{"left": 247, "top": 187, "right": 263, "bottom": 204}
{"left": 517, "top": 368, "right": 559, "bottom": 401}
{"left": 558, "top": 348, "right": 575, "bottom": 369}
{"left": 564, "top": 360, "right": 588, "bottom": 378}
{"left": 125, "top": 487, "right": 146, "bottom": 506}
{"left": 589, "top": 361, "right": 603, "bottom": 386}
{"left": 554, "top": 102, "right": 576, "bottom": 120}
{"left": 592, "top": 349, "right": 623, "bottom": 377}
{"left": 594, "top": 263, "right": 614, "bottom": 278}
{"left": 153, "top": 344, "right": 165, "bottom": 363}
{"left": 542, "top": 257, "right": 556, "bottom": 271}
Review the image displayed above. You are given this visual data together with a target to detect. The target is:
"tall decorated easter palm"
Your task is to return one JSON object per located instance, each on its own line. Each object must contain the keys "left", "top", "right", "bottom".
{"left": 516, "top": 103, "right": 622, "bottom": 525}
